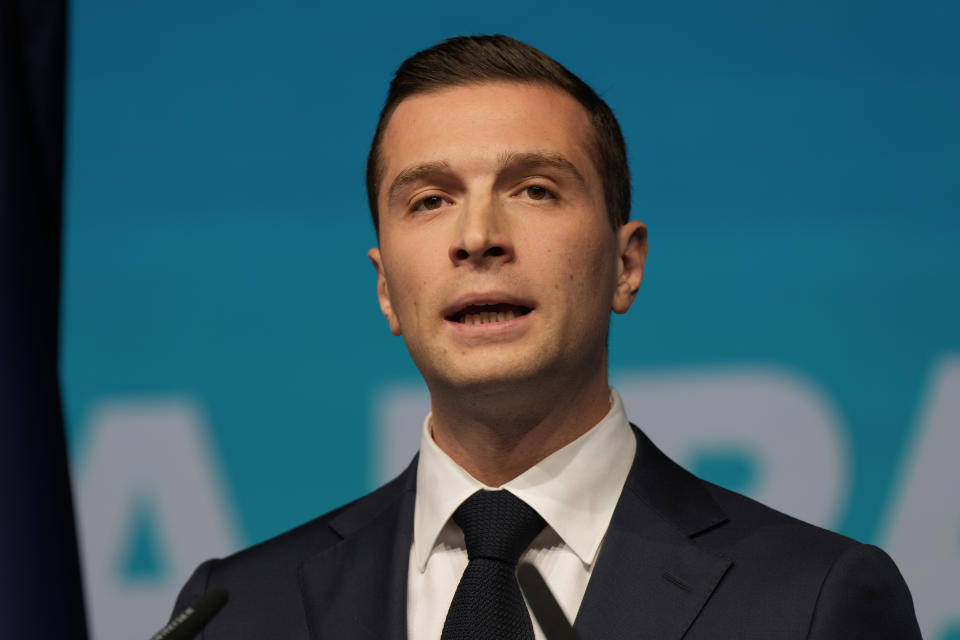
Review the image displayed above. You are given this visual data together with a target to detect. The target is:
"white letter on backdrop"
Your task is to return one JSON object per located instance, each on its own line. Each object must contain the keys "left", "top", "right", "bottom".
{"left": 616, "top": 367, "right": 848, "bottom": 529}
{"left": 75, "top": 399, "right": 239, "bottom": 640}
{"left": 884, "top": 356, "right": 960, "bottom": 640}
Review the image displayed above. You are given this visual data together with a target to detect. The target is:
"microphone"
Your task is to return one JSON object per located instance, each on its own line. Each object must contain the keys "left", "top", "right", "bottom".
{"left": 147, "top": 586, "right": 229, "bottom": 640}
{"left": 517, "top": 562, "right": 581, "bottom": 640}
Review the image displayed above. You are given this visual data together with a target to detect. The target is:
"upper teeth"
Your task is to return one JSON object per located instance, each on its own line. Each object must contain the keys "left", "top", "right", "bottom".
{"left": 462, "top": 309, "right": 517, "bottom": 325}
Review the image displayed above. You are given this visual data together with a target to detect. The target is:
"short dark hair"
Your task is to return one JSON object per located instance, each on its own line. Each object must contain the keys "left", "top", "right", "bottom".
{"left": 366, "top": 35, "right": 630, "bottom": 232}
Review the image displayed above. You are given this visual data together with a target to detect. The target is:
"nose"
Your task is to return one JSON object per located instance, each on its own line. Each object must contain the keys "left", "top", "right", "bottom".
{"left": 449, "top": 196, "right": 515, "bottom": 266}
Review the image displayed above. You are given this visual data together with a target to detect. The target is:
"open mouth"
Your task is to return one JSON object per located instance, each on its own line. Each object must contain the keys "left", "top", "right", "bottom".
{"left": 447, "top": 303, "right": 533, "bottom": 325}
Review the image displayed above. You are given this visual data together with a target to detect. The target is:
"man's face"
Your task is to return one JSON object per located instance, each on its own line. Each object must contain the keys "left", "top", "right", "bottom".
{"left": 369, "top": 82, "right": 645, "bottom": 396}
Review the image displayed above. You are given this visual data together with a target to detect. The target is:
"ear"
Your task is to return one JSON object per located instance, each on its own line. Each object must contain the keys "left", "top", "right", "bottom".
{"left": 611, "top": 220, "right": 648, "bottom": 314}
{"left": 368, "top": 247, "right": 402, "bottom": 336}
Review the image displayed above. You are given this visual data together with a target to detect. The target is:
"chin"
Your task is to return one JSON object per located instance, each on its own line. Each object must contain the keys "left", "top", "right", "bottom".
{"left": 426, "top": 355, "right": 549, "bottom": 395}
{"left": 456, "top": 360, "right": 564, "bottom": 395}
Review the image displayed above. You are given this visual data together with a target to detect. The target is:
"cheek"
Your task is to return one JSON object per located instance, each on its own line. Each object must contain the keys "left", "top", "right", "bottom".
{"left": 385, "top": 255, "right": 435, "bottom": 326}
{"left": 552, "top": 230, "right": 617, "bottom": 298}
{"left": 387, "top": 268, "right": 417, "bottom": 315}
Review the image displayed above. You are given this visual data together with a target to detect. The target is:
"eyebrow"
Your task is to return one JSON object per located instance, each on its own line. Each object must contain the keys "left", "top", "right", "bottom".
{"left": 387, "top": 160, "right": 451, "bottom": 204}
{"left": 386, "top": 151, "right": 586, "bottom": 205}
{"left": 495, "top": 151, "right": 585, "bottom": 185}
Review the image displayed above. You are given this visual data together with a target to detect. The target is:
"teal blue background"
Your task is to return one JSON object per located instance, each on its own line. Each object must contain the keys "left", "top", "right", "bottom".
{"left": 63, "top": 0, "right": 958, "bottom": 579}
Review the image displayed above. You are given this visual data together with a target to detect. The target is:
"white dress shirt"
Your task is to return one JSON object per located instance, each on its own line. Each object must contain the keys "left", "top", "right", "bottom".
{"left": 407, "top": 388, "right": 637, "bottom": 640}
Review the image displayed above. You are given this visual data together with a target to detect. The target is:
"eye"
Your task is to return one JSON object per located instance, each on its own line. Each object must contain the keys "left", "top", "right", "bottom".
{"left": 412, "top": 195, "right": 448, "bottom": 212}
{"left": 520, "top": 185, "right": 555, "bottom": 201}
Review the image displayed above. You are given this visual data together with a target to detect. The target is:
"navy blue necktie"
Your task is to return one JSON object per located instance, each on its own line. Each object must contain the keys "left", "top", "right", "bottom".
{"left": 441, "top": 490, "right": 547, "bottom": 640}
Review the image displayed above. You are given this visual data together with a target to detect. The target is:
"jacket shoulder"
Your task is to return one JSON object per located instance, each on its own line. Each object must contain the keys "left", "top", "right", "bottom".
{"left": 702, "top": 479, "right": 857, "bottom": 553}
{"left": 170, "top": 460, "right": 416, "bottom": 636}
{"left": 692, "top": 481, "right": 920, "bottom": 638}
{"left": 216, "top": 462, "right": 412, "bottom": 579}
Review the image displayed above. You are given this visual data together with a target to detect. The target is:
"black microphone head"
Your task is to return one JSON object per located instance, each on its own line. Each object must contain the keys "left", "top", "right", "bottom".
{"left": 149, "top": 586, "right": 229, "bottom": 640}
{"left": 516, "top": 562, "right": 581, "bottom": 640}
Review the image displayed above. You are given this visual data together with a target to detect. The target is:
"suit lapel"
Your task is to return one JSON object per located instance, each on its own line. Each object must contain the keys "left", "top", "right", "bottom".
{"left": 574, "top": 427, "right": 732, "bottom": 640}
{"left": 295, "top": 427, "right": 731, "bottom": 640}
{"left": 298, "top": 461, "right": 417, "bottom": 640}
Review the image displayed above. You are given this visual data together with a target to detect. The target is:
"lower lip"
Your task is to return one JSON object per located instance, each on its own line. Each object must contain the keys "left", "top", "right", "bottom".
{"left": 445, "top": 310, "right": 534, "bottom": 336}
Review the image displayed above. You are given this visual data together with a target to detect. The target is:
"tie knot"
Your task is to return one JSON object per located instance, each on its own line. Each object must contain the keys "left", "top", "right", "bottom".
{"left": 453, "top": 490, "right": 546, "bottom": 565}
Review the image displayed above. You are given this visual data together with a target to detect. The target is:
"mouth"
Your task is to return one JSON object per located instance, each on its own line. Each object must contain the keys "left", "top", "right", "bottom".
{"left": 446, "top": 302, "right": 534, "bottom": 325}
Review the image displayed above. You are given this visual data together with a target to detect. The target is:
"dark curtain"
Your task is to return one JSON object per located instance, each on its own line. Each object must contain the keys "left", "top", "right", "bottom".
{"left": 0, "top": 0, "right": 89, "bottom": 637}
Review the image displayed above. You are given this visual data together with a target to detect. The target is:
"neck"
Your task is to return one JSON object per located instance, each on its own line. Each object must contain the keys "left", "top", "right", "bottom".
{"left": 427, "top": 368, "right": 611, "bottom": 486}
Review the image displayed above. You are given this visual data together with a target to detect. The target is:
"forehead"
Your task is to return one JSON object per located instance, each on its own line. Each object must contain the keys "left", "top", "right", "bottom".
{"left": 378, "top": 82, "right": 598, "bottom": 197}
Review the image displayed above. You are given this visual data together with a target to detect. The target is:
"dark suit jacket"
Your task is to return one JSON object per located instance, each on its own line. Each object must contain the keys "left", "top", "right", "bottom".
{"left": 173, "top": 427, "right": 921, "bottom": 639}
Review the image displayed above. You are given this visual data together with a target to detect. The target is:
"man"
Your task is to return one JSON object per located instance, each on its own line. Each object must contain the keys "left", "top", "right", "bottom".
{"left": 173, "top": 35, "right": 921, "bottom": 639}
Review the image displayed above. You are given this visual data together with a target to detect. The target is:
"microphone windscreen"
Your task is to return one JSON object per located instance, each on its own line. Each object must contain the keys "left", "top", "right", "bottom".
{"left": 149, "top": 586, "right": 229, "bottom": 640}
{"left": 517, "top": 562, "right": 581, "bottom": 640}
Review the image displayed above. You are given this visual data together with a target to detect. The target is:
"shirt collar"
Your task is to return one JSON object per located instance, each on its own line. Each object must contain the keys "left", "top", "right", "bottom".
{"left": 413, "top": 388, "right": 636, "bottom": 572}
